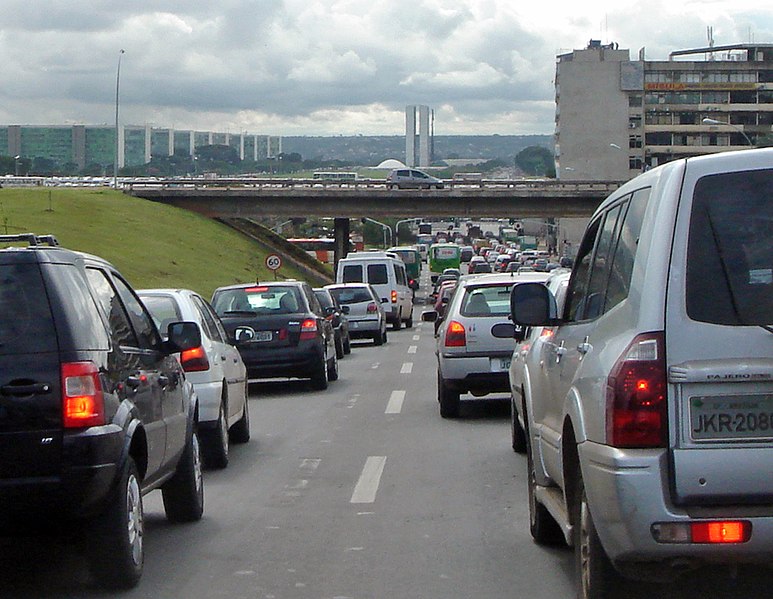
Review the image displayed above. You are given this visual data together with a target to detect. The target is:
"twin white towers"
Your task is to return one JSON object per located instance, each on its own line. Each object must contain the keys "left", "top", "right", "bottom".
{"left": 405, "top": 105, "right": 433, "bottom": 168}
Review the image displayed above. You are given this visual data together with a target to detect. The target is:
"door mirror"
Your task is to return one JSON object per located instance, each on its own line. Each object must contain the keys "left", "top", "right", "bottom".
{"left": 166, "top": 321, "right": 201, "bottom": 352}
{"left": 510, "top": 283, "right": 559, "bottom": 326}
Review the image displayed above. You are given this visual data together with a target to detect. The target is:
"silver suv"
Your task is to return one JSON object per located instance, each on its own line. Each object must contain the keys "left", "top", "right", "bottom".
{"left": 509, "top": 148, "right": 773, "bottom": 597}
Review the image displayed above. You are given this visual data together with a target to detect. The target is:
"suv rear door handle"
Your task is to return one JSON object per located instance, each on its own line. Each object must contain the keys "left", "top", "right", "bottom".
{"left": 555, "top": 341, "right": 567, "bottom": 363}
{"left": 1, "top": 383, "right": 51, "bottom": 396}
{"left": 577, "top": 337, "right": 592, "bottom": 355}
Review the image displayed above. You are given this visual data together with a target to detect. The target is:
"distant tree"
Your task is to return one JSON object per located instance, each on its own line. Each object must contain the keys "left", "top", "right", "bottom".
{"left": 31, "top": 157, "right": 57, "bottom": 175}
{"left": 515, "top": 146, "right": 556, "bottom": 177}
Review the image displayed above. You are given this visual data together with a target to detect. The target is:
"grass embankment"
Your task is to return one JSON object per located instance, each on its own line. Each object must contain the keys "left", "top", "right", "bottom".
{"left": 0, "top": 188, "right": 315, "bottom": 298}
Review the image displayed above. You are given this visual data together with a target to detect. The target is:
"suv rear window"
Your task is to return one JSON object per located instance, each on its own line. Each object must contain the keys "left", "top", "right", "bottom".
{"left": 461, "top": 284, "right": 513, "bottom": 316}
{"left": 0, "top": 263, "right": 57, "bottom": 355}
{"left": 367, "top": 264, "right": 388, "bottom": 285}
{"left": 686, "top": 168, "right": 773, "bottom": 326}
{"left": 342, "top": 264, "right": 363, "bottom": 283}
{"left": 329, "top": 287, "right": 372, "bottom": 304}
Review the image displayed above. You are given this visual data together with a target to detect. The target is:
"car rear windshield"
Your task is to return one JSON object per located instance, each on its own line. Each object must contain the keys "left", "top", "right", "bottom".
{"left": 341, "top": 264, "right": 363, "bottom": 283}
{"left": 141, "top": 294, "right": 183, "bottom": 333}
{"left": 214, "top": 285, "right": 303, "bottom": 315}
{"left": 329, "top": 287, "right": 373, "bottom": 304}
{"left": 686, "top": 168, "right": 773, "bottom": 326}
{"left": 0, "top": 263, "right": 58, "bottom": 355}
{"left": 460, "top": 284, "right": 513, "bottom": 317}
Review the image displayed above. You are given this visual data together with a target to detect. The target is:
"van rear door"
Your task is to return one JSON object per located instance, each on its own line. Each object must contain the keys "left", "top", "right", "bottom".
{"left": 667, "top": 157, "right": 773, "bottom": 506}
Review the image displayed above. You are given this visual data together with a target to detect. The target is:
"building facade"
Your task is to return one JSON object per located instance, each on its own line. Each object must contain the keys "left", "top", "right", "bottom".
{"left": 555, "top": 41, "right": 773, "bottom": 181}
{"left": 405, "top": 104, "right": 433, "bottom": 168}
{"left": 1, "top": 124, "right": 282, "bottom": 171}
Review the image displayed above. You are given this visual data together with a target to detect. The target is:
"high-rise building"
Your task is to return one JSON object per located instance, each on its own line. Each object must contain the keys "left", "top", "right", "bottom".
{"left": 555, "top": 41, "right": 773, "bottom": 181}
{"left": 405, "top": 105, "right": 433, "bottom": 167}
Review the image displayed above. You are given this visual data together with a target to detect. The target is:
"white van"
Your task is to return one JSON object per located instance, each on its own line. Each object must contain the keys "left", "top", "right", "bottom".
{"left": 336, "top": 252, "right": 413, "bottom": 329}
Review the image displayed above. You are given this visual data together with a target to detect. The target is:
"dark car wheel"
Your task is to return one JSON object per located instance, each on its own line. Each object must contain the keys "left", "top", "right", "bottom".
{"left": 162, "top": 429, "right": 204, "bottom": 523}
{"left": 343, "top": 334, "right": 352, "bottom": 355}
{"left": 335, "top": 333, "right": 344, "bottom": 359}
{"left": 201, "top": 395, "right": 229, "bottom": 469}
{"left": 229, "top": 386, "right": 250, "bottom": 444}
{"left": 373, "top": 329, "right": 384, "bottom": 346}
{"left": 327, "top": 348, "right": 339, "bottom": 381}
{"left": 511, "top": 396, "right": 527, "bottom": 454}
{"left": 89, "top": 457, "right": 144, "bottom": 589}
{"left": 310, "top": 351, "right": 329, "bottom": 390}
{"left": 438, "top": 372, "right": 460, "bottom": 418}
{"left": 392, "top": 316, "right": 401, "bottom": 331}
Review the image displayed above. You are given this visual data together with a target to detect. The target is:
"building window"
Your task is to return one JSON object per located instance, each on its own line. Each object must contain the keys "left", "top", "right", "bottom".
{"left": 629, "top": 115, "right": 642, "bottom": 129}
{"left": 645, "top": 72, "right": 670, "bottom": 83}
{"left": 678, "top": 72, "right": 700, "bottom": 83}
{"left": 645, "top": 132, "right": 672, "bottom": 145}
{"left": 729, "top": 72, "right": 756, "bottom": 83}
{"left": 702, "top": 91, "right": 729, "bottom": 104}
{"left": 628, "top": 94, "right": 643, "bottom": 107}
{"left": 729, "top": 90, "right": 757, "bottom": 104}
{"left": 678, "top": 112, "right": 698, "bottom": 125}
{"left": 645, "top": 111, "right": 672, "bottom": 125}
{"left": 629, "top": 135, "right": 642, "bottom": 149}
{"left": 629, "top": 157, "right": 643, "bottom": 170}
{"left": 703, "top": 72, "right": 730, "bottom": 83}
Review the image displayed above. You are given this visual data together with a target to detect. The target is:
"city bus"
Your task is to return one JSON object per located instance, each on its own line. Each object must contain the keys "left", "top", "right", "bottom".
{"left": 428, "top": 243, "right": 461, "bottom": 282}
{"left": 312, "top": 172, "right": 358, "bottom": 182}
{"left": 286, "top": 238, "right": 354, "bottom": 264}
{"left": 387, "top": 246, "right": 422, "bottom": 291}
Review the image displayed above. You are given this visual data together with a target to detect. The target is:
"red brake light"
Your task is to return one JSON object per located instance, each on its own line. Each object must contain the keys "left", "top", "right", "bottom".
{"left": 391, "top": 290, "right": 398, "bottom": 304}
{"left": 445, "top": 321, "right": 467, "bottom": 347}
{"left": 245, "top": 286, "right": 269, "bottom": 293}
{"left": 606, "top": 332, "right": 667, "bottom": 448}
{"left": 62, "top": 361, "right": 105, "bottom": 428}
{"left": 691, "top": 521, "right": 750, "bottom": 544}
{"left": 300, "top": 318, "right": 318, "bottom": 341}
{"left": 366, "top": 302, "right": 378, "bottom": 313}
{"left": 180, "top": 346, "right": 210, "bottom": 372}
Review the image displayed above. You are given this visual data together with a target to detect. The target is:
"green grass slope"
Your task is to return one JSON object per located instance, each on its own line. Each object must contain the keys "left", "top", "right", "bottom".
{"left": 0, "top": 187, "right": 314, "bottom": 298}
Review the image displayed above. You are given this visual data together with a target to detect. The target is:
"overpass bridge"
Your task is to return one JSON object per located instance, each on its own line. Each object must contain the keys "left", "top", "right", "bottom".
{"left": 124, "top": 177, "right": 622, "bottom": 265}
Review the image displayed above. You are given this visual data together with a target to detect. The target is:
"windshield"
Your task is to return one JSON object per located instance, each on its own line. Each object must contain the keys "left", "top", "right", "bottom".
{"left": 686, "top": 168, "right": 773, "bottom": 326}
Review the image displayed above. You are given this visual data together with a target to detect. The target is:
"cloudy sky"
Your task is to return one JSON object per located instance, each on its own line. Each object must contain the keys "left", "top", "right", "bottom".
{"left": 1, "top": 0, "right": 771, "bottom": 136}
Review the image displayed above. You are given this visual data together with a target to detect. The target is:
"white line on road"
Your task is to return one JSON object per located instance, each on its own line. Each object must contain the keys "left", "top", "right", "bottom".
{"left": 371, "top": 362, "right": 380, "bottom": 369}
{"left": 350, "top": 456, "right": 387, "bottom": 504}
{"left": 413, "top": 335, "right": 420, "bottom": 341}
{"left": 407, "top": 345, "right": 417, "bottom": 354}
{"left": 400, "top": 362, "right": 413, "bottom": 374}
{"left": 385, "top": 390, "right": 406, "bottom": 414}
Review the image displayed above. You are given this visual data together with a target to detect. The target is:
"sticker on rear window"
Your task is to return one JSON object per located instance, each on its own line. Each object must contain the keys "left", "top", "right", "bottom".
{"left": 749, "top": 269, "right": 772, "bottom": 285}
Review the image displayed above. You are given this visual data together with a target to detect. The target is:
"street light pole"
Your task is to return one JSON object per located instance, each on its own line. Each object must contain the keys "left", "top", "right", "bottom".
{"left": 362, "top": 217, "right": 392, "bottom": 248}
{"left": 114, "top": 49, "right": 125, "bottom": 189}
{"left": 702, "top": 117, "right": 753, "bottom": 147}
{"left": 394, "top": 218, "right": 420, "bottom": 246}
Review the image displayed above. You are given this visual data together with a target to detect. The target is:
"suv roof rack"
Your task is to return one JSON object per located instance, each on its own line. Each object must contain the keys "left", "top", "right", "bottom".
{"left": 0, "top": 233, "right": 60, "bottom": 247}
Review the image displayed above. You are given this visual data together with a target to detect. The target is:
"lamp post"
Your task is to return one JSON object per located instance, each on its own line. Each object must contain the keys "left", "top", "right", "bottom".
{"left": 702, "top": 117, "right": 753, "bottom": 147}
{"left": 114, "top": 49, "right": 125, "bottom": 189}
{"left": 394, "top": 217, "right": 420, "bottom": 246}
{"left": 361, "top": 217, "right": 392, "bottom": 248}
{"left": 13, "top": 155, "right": 20, "bottom": 177}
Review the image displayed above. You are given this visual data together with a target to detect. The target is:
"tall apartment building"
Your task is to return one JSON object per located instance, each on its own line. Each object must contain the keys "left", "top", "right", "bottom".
{"left": 1, "top": 125, "right": 282, "bottom": 171}
{"left": 555, "top": 41, "right": 773, "bottom": 181}
{"left": 405, "top": 104, "right": 433, "bottom": 167}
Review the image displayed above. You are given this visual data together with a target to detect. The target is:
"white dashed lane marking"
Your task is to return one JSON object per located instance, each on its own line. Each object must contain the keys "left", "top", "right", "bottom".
{"left": 350, "top": 456, "right": 387, "bottom": 504}
{"left": 407, "top": 345, "right": 417, "bottom": 354}
{"left": 400, "top": 362, "right": 413, "bottom": 374}
{"left": 385, "top": 390, "right": 406, "bottom": 414}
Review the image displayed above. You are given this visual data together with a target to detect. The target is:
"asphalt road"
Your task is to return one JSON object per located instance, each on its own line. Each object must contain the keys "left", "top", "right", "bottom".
{"left": 0, "top": 270, "right": 771, "bottom": 598}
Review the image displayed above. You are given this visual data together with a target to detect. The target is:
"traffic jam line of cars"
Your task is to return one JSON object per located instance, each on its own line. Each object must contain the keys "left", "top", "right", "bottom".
{"left": 0, "top": 233, "right": 411, "bottom": 590}
{"left": 421, "top": 148, "right": 773, "bottom": 599}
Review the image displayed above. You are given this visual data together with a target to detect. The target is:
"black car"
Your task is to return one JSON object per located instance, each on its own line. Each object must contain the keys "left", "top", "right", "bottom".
{"left": 212, "top": 281, "right": 338, "bottom": 390}
{"left": 314, "top": 287, "right": 352, "bottom": 359}
{"left": 0, "top": 234, "right": 203, "bottom": 589}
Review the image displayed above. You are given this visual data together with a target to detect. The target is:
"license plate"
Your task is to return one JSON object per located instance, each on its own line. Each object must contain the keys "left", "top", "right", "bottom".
{"left": 254, "top": 331, "right": 273, "bottom": 342}
{"left": 350, "top": 321, "right": 358, "bottom": 329}
{"left": 490, "top": 358, "right": 511, "bottom": 372}
{"left": 690, "top": 394, "right": 773, "bottom": 441}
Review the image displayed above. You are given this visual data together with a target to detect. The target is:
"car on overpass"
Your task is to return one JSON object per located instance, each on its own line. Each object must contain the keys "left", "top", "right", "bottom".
{"left": 386, "top": 169, "right": 444, "bottom": 190}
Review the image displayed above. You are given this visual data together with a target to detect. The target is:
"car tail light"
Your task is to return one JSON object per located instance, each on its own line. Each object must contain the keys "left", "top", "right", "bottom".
{"left": 366, "top": 302, "right": 378, "bottom": 313}
{"left": 180, "top": 346, "right": 210, "bottom": 372}
{"left": 445, "top": 321, "right": 467, "bottom": 347}
{"left": 300, "top": 318, "right": 318, "bottom": 341}
{"left": 652, "top": 521, "right": 751, "bottom": 544}
{"left": 391, "top": 290, "right": 397, "bottom": 304}
{"left": 606, "top": 332, "right": 667, "bottom": 448}
{"left": 62, "top": 361, "right": 105, "bottom": 428}
{"left": 245, "top": 286, "right": 269, "bottom": 293}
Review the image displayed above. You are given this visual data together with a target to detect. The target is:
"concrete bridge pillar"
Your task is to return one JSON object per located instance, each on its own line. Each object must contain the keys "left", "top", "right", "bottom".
{"left": 333, "top": 217, "right": 350, "bottom": 272}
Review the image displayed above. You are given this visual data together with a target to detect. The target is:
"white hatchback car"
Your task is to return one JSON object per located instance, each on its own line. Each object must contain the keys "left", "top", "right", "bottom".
{"left": 139, "top": 288, "right": 250, "bottom": 469}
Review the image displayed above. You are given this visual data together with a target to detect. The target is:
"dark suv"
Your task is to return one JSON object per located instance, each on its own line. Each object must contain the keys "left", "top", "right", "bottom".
{"left": 212, "top": 280, "right": 338, "bottom": 390}
{"left": 0, "top": 234, "right": 204, "bottom": 589}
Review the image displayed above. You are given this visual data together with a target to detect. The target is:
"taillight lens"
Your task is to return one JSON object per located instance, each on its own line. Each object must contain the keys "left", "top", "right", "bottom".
{"left": 62, "top": 361, "right": 105, "bottom": 428}
{"left": 366, "top": 302, "right": 378, "bottom": 313}
{"left": 300, "top": 318, "right": 318, "bottom": 341}
{"left": 606, "top": 332, "right": 667, "bottom": 448}
{"left": 391, "top": 290, "right": 397, "bottom": 304}
{"left": 692, "top": 521, "right": 750, "bottom": 544}
{"left": 180, "top": 346, "right": 210, "bottom": 372}
{"left": 445, "top": 321, "right": 467, "bottom": 347}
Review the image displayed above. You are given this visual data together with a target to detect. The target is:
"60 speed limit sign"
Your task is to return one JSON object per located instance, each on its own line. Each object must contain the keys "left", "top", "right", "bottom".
{"left": 265, "top": 254, "right": 282, "bottom": 271}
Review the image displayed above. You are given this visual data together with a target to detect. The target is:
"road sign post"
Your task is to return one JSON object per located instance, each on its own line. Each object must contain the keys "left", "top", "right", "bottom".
{"left": 265, "top": 254, "right": 282, "bottom": 280}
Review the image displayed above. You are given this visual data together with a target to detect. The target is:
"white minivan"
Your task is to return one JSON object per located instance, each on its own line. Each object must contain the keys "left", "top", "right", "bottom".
{"left": 336, "top": 252, "right": 413, "bottom": 329}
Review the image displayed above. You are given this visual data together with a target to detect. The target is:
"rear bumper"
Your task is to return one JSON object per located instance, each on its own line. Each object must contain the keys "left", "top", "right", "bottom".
{"left": 439, "top": 353, "right": 512, "bottom": 395}
{"left": 347, "top": 318, "right": 382, "bottom": 337}
{"left": 239, "top": 342, "right": 324, "bottom": 380}
{"left": 579, "top": 440, "right": 773, "bottom": 567}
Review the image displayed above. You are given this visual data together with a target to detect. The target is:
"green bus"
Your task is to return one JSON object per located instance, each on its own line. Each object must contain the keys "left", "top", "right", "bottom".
{"left": 428, "top": 243, "right": 461, "bottom": 282}
{"left": 388, "top": 246, "right": 422, "bottom": 290}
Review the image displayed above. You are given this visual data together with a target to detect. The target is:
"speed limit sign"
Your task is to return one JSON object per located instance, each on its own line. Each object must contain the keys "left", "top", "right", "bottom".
{"left": 265, "top": 254, "right": 282, "bottom": 271}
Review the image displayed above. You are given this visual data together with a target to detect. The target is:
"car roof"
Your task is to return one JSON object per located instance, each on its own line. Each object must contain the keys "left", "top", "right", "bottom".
{"left": 213, "top": 280, "right": 304, "bottom": 292}
{"left": 460, "top": 271, "right": 551, "bottom": 287}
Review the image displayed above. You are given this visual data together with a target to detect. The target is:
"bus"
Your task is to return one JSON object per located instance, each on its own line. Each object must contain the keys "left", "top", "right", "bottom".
{"left": 312, "top": 172, "right": 358, "bottom": 182}
{"left": 428, "top": 243, "right": 461, "bottom": 282}
{"left": 387, "top": 246, "right": 421, "bottom": 290}
{"left": 286, "top": 238, "right": 354, "bottom": 265}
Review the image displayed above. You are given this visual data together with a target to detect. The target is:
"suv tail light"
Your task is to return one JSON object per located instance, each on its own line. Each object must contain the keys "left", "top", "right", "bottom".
{"left": 606, "top": 332, "right": 667, "bottom": 448}
{"left": 299, "top": 318, "right": 318, "bottom": 341}
{"left": 391, "top": 290, "right": 398, "bottom": 304}
{"left": 62, "top": 361, "right": 106, "bottom": 428}
{"left": 445, "top": 321, "right": 467, "bottom": 347}
{"left": 180, "top": 346, "right": 210, "bottom": 372}
{"left": 366, "top": 302, "right": 378, "bottom": 313}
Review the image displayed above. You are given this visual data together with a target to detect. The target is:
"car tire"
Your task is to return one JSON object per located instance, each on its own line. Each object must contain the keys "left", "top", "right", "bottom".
{"left": 511, "top": 395, "right": 527, "bottom": 454}
{"left": 88, "top": 457, "right": 144, "bottom": 589}
{"left": 327, "top": 348, "right": 339, "bottom": 381}
{"left": 310, "top": 351, "right": 329, "bottom": 390}
{"left": 527, "top": 435, "right": 563, "bottom": 545}
{"left": 201, "top": 395, "right": 229, "bottom": 469}
{"left": 343, "top": 335, "right": 352, "bottom": 355}
{"left": 382, "top": 328, "right": 388, "bottom": 343}
{"left": 438, "top": 372, "right": 460, "bottom": 418}
{"left": 574, "top": 472, "right": 625, "bottom": 599}
{"left": 373, "top": 329, "right": 384, "bottom": 346}
{"left": 392, "top": 316, "right": 401, "bottom": 331}
{"left": 405, "top": 314, "right": 413, "bottom": 328}
{"left": 229, "top": 386, "right": 250, "bottom": 444}
{"left": 162, "top": 429, "right": 204, "bottom": 523}
{"left": 335, "top": 334, "right": 344, "bottom": 359}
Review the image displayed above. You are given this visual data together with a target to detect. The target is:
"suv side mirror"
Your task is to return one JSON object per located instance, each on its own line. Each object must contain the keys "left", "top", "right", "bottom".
{"left": 166, "top": 321, "right": 201, "bottom": 352}
{"left": 510, "top": 283, "right": 559, "bottom": 326}
{"left": 341, "top": 305, "right": 350, "bottom": 315}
